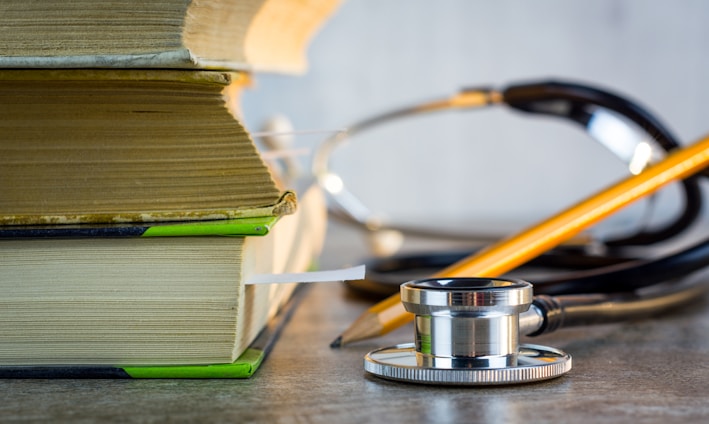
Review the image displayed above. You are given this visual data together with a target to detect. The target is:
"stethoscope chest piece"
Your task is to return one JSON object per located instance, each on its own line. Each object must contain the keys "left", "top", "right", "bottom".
{"left": 364, "top": 278, "right": 572, "bottom": 385}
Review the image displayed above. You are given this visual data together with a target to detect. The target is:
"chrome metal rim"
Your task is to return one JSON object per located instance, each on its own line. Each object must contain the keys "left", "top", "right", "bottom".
{"left": 364, "top": 343, "right": 572, "bottom": 386}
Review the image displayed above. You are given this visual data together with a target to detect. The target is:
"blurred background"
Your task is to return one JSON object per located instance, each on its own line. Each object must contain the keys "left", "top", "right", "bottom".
{"left": 241, "top": 0, "right": 709, "bottom": 242}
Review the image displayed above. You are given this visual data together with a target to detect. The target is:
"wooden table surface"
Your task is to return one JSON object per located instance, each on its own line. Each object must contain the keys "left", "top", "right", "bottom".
{"left": 2, "top": 224, "right": 709, "bottom": 423}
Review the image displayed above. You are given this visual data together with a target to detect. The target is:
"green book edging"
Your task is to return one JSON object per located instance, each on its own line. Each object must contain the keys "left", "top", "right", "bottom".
{"left": 0, "top": 216, "right": 280, "bottom": 239}
{"left": 122, "top": 348, "right": 265, "bottom": 378}
{"left": 141, "top": 216, "right": 279, "bottom": 237}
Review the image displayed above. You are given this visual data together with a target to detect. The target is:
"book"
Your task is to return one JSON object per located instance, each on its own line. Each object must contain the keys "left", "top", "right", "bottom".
{"left": 0, "top": 0, "right": 341, "bottom": 73}
{"left": 0, "top": 183, "right": 328, "bottom": 372}
{"left": 0, "top": 69, "right": 296, "bottom": 226}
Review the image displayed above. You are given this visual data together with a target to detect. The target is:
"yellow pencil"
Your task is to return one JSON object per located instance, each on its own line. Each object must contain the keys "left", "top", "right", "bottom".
{"left": 331, "top": 133, "right": 709, "bottom": 347}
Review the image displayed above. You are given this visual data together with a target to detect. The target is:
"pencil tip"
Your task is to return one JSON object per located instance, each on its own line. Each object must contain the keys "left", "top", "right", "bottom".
{"left": 329, "top": 336, "right": 343, "bottom": 349}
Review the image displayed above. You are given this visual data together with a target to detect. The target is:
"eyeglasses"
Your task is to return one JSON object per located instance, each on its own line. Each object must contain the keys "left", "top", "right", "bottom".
{"left": 313, "top": 79, "right": 704, "bottom": 251}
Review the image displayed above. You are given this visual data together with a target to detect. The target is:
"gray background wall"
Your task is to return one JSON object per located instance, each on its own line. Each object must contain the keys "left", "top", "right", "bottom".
{"left": 242, "top": 0, "right": 709, "bottom": 239}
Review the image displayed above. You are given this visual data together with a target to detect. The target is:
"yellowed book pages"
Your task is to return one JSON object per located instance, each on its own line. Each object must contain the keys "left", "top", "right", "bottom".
{"left": 0, "top": 69, "right": 297, "bottom": 225}
{"left": 0, "top": 0, "right": 341, "bottom": 73}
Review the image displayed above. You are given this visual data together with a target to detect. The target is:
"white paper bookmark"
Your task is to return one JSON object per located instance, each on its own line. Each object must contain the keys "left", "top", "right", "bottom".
{"left": 245, "top": 265, "right": 365, "bottom": 285}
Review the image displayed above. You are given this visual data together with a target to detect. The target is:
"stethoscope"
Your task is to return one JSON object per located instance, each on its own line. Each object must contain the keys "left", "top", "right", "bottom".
{"left": 311, "top": 79, "right": 709, "bottom": 385}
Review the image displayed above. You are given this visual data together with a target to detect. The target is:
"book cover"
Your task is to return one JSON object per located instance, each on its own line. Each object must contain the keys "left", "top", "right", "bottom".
{"left": 0, "top": 184, "right": 328, "bottom": 377}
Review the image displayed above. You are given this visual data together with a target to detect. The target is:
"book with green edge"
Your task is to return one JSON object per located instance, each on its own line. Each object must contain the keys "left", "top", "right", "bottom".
{"left": 0, "top": 211, "right": 319, "bottom": 375}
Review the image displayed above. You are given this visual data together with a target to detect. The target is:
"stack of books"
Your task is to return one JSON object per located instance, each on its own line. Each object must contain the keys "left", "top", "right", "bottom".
{"left": 0, "top": 0, "right": 339, "bottom": 378}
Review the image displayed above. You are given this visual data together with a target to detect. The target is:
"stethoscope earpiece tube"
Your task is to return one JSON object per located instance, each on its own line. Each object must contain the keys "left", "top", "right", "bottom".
{"left": 533, "top": 236, "right": 709, "bottom": 295}
{"left": 352, "top": 236, "right": 709, "bottom": 298}
{"left": 527, "top": 273, "right": 709, "bottom": 337}
{"left": 503, "top": 80, "right": 678, "bottom": 151}
{"left": 501, "top": 79, "right": 704, "bottom": 247}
